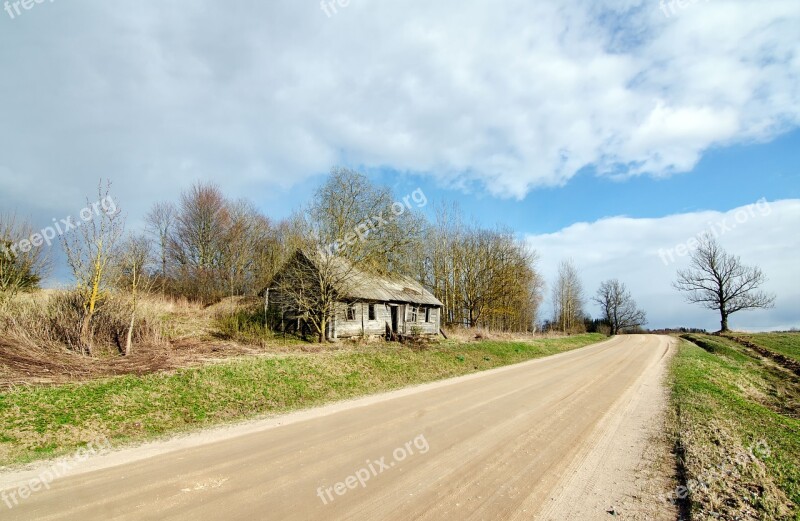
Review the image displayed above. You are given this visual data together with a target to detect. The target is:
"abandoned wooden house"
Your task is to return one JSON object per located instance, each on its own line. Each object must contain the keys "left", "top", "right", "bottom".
{"left": 265, "top": 250, "right": 443, "bottom": 340}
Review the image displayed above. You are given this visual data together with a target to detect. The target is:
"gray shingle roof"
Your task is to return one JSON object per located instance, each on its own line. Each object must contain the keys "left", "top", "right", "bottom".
{"left": 322, "top": 252, "right": 443, "bottom": 306}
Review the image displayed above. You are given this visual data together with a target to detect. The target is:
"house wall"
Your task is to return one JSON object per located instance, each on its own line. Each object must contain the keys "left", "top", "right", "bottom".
{"left": 332, "top": 302, "right": 441, "bottom": 339}
{"left": 332, "top": 302, "right": 390, "bottom": 338}
{"left": 399, "top": 304, "right": 440, "bottom": 336}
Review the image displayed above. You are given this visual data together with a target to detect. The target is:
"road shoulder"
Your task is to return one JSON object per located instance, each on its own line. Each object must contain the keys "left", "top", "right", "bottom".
{"left": 535, "top": 335, "right": 678, "bottom": 520}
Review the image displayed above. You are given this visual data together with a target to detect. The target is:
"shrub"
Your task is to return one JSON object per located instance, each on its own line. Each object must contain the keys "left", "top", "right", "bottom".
{"left": 0, "top": 290, "right": 164, "bottom": 355}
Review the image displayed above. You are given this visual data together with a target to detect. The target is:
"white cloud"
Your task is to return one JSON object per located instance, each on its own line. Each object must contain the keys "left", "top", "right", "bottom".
{"left": 527, "top": 199, "right": 800, "bottom": 332}
{"left": 0, "top": 0, "right": 797, "bottom": 212}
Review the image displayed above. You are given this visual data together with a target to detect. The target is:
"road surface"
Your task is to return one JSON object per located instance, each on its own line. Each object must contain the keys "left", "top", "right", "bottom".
{"left": 2, "top": 335, "right": 677, "bottom": 520}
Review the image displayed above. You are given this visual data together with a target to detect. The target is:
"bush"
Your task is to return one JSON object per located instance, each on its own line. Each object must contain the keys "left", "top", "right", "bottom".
{"left": 0, "top": 290, "right": 165, "bottom": 355}
{"left": 215, "top": 307, "right": 274, "bottom": 342}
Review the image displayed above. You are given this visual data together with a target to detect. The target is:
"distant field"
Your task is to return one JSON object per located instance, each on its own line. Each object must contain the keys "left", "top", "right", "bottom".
{"left": 0, "top": 334, "right": 605, "bottom": 468}
{"left": 733, "top": 332, "right": 800, "bottom": 364}
{"left": 671, "top": 334, "right": 800, "bottom": 520}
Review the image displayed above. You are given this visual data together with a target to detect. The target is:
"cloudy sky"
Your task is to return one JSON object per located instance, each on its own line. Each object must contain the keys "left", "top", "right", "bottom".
{"left": 0, "top": 0, "right": 798, "bottom": 330}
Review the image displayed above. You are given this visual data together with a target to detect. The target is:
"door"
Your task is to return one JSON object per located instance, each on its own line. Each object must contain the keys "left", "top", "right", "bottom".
{"left": 390, "top": 306, "right": 399, "bottom": 334}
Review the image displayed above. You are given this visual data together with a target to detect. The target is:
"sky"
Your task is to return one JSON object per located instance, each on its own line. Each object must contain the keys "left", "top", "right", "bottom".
{"left": 0, "top": 0, "right": 798, "bottom": 331}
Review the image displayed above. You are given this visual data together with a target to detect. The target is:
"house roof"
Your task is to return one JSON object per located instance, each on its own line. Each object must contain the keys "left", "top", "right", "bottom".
{"left": 339, "top": 262, "right": 443, "bottom": 306}
{"left": 278, "top": 250, "right": 443, "bottom": 307}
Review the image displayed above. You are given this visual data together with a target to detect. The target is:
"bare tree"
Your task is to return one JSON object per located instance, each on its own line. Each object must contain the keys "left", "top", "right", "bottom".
{"left": 114, "top": 234, "right": 155, "bottom": 355}
{"left": 312, "top": 167, "right": 425, "bottom": 275}
{"left": 674, "top": 235, "right": 775, "bottom": 332}
{"left": 0, "top": 214, "right": 50, "bottom": 306}
{"left": 61, "top": 181, "right": 124, "bottom": 355}
{"left": 169, "top": 182, "right": 230, "bottom": 301}
{"left": 593, "top": 279, "right": 646, "bottom": 335}
{"left": 144, "top": 201, "right": 175, "bottom": 294}
{"left": 271, "top": 245, "right": 356, "bottom": 342}
{"left": 551, "top": 259, "right": 585, "bottom": 333}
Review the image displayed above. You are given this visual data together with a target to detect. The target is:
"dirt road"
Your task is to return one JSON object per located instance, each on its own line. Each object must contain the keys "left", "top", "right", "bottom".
{"left": 2, "top": 335, "right": 677, "bottom": 520}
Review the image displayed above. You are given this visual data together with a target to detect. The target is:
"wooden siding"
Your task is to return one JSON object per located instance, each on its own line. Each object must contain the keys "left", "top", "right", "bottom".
{"left": 332, "top": 302, "right": 441, "bottom": 339}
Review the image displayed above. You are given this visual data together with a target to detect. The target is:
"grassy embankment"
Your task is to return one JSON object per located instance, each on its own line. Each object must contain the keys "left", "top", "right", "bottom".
{"left": 0, "top": 333, "right": 605, "bottom": 468}
{"left": 670, "top": 333, "right": 800, "bottom": 520}
{"left": 731, "top": 332, "right": 800, "bottom": 365}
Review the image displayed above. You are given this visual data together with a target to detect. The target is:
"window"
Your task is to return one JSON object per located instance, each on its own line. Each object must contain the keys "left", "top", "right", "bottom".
{"left": 425, "top": 307, "right": 431, "bottom": 323}
{"left": 347, "top": 304, "right": 356, "bottom": 321}
{"left": 368, "top": 304, "right": 376, "bottom": 321}
{"left": 410, "top": 306, "right": 418, "bottom": 322}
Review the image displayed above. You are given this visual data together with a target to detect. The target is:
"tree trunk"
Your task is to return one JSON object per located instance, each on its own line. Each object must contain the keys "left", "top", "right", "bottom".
{"left": 80, "top": 313, "right": 94, "bottom": 356}
{"left": 720, "top": 313, "right": 729, "bottom": 333}
{"left": 319, "top": 317, "right": 327, "bottom": 343}
{"left": 124, "top": 312, "right": 135, "bottom": 356}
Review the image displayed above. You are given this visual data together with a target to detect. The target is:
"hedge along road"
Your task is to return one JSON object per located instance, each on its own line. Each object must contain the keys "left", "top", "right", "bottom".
{"left": 1, "top": 335, "right": 677, "bottom": 520}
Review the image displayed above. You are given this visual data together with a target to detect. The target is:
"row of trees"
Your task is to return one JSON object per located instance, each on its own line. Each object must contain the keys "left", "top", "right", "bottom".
{"left": 3, "top": 168, "right": 775, "bottom": 353}
{"left": 544, "top": 233, "right": 776, "bottom": 334}
{"left": 0, "top": 170, "right": 647, "bottom": 349}
{"left": 145, "top": 185, "right": 292, "bottom": 302}
{"left": 422, "top": 205, "right": 543, "bottom": 331}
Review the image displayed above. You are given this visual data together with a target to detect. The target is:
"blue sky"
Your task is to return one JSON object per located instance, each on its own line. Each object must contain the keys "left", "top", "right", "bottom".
{"left": 369, "top": 130, "right": 800, "bottom": 234}
{"left": 254, "top": 129, "right": 800, "bottom": 235}
{"left": 1, "top": 0, "right": 798, "bottom": 331}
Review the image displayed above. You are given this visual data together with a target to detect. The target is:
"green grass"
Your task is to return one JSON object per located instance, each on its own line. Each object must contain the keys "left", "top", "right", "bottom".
{"left": 0, "top": 333, "right": 605, "bottom": 468}
{"left": 671, "top": 334, "right": 800, "bottom": 520}
{"left": 734, "top": 332, "right": 800, "bottom": 365}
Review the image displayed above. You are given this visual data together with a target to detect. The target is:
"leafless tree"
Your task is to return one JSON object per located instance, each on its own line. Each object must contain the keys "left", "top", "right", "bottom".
{"left": 61, "top": 181, "right": 124, "bottom": 355}
{"left": 169, "top": 182, "right": 231, "bottom": 301}
{"left": 144, "top": 201, "right": 175, "bottom": 294}
{"left": 114, "top": 234, "right": 155, "bottom": 355}
{"left": 0, "top": 214, "right": 50, "bottom": 307}
{"left": 271, "top": 244, "right": 356, "bottom": 343}
{"left": 551, "top": 259, "right": 585, "bottom": 333}
{"left": 311, "top": 167, "right": 425, "bottom": 275}
{"left": 592, "top": 279, "right": 646, "bottom": 335}
{"left": 673, "top": 235, "right": 775, "bottom": 332}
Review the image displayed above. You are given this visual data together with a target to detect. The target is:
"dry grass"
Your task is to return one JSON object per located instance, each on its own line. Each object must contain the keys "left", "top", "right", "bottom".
{"left": 442, "top": 325, "right": 568, "bottom": 343}
{"left": 0, "top": 292, "right": 276, "bottom": 388}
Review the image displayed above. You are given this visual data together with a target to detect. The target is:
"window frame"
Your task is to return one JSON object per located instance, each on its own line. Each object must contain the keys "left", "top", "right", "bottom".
{"left": 346, "top": 304, "right": 357, "bottom": 321}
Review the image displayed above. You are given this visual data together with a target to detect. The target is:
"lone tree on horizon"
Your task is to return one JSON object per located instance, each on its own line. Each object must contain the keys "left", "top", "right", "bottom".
{"left": 592, "top": 279, "right": 647, "bottom": 335}
{"left": 673, "top": 235, "right": 775, "bottom": 332}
